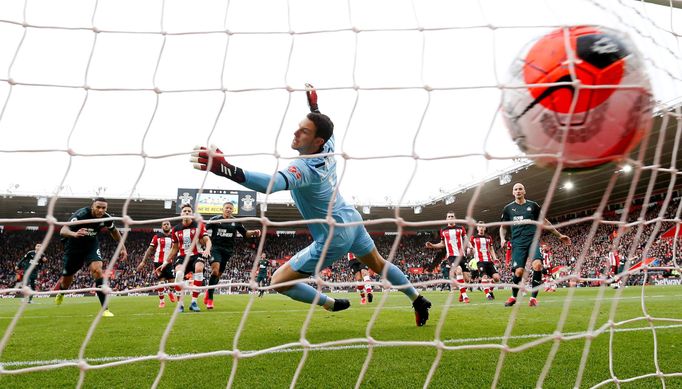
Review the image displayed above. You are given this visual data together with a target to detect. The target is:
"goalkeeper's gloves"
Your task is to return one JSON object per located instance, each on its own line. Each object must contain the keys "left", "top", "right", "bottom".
{"left": 191, "top": 145, "right": 245, "bottom": 183}
{"left": 305, "top": 83, "right": 319, "bottom": 113}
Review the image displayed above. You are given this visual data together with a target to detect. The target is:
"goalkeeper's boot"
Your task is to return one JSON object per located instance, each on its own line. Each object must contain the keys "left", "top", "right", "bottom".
{"left": 529, "top": 297, "right": 538, "bottom": 307}
{"left": 331, "top": 299, "right": 351, "bottom": 312}
{"left": 168, "top": 293, "right": 176, "bottom": 303}
{"left": 189, "top": 301, "right": 201, "bottom": 312}
{"left": 102, "top": 310, "right": 114, "bottom": 317}
{"left": 55, "top": 293, "right": 64, "bottom": 306}
{"left": 206, "top": 299, "right": 214, "bottom": 310}
{"left": 504, "top": 297, "right": 516, "bottom": 307}
{"left": 412, "top": 295, "right": 432, "bottom": 327}
{"left": 367, "top": 292, "right": 373, "bottom": 303}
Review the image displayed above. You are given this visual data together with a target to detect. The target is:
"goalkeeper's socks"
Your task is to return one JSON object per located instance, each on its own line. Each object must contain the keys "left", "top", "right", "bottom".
{"left": 531, "top": 270, "right": 543, "bottom": 298}
{"left": 94, "top": 278, "right": 106, "bottom": 307}
{"left": 511, "top": 274, "right": 522, "bottom": 298}
{"left": 281, "top": 283, "right": 329, "bottom": 307}
{"left": 385, "top": 263, "right": 418, "bottom": 301}
{"left": 208, "top": 275, "right": 219, "bottom": 300}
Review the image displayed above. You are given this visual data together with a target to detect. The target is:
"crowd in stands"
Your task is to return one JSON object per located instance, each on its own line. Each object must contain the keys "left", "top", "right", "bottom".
{"left": 0, "top": 196, "right": 680, "bottom": 295}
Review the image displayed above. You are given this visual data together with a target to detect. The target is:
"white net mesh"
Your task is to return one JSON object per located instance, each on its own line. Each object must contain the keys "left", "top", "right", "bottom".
{"left": 0, "top": 0, "right": 681, "bottom": 388}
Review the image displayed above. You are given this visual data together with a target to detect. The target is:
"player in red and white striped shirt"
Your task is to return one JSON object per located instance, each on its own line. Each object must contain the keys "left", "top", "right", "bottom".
{"left": 158, "top": 204, "right": 212, "bottom": 313}
{"left": 541, "top": 244, "right": 556, "bottom": 292}
{"left": 348, "top": 252, "right": 374, "bottom": 304}
{"left": 607, "top": 249, "right": 624, "bottom": 288}
{"left": 425, "top": 211, "right": 472, "bottom": 303}
{"left": 137, "top": 220, "right": 177, "bottom": 308}
{"left": 469, "top": 222, "right": 500, "bottom": 300}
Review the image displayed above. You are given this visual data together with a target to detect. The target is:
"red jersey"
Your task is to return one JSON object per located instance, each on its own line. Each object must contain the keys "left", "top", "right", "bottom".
{"left": 470, "top": 234, "right": 495, "bottom": 262}
{"left": 608, "top": 251, "right": 620, "bottom": 267}
{"left": 171, "top": 221, "right": 208, "bottom": 257}
{"left": 440, "top": 225, "right": 466, "bottom": 257}
{"left": 150, "top": 232, "right": 173, "bottom": 264}
{"left": 542, "top": 249, "right": 552, "bottom": 268}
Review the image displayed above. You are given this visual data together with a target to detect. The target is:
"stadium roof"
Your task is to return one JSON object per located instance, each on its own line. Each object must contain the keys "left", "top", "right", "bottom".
{"left": 0, "top": 106, "right": 679, "bottom": 233}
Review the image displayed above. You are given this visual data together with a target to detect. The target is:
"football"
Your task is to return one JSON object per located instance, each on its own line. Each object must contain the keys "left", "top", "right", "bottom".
{"left": 501, "top": 26, "right": 654, "bottom": 169}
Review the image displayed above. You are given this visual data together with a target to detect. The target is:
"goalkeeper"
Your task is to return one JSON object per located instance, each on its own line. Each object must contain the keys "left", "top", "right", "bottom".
{"left": 191, "top": 85, "right": 432, "bottom": 326}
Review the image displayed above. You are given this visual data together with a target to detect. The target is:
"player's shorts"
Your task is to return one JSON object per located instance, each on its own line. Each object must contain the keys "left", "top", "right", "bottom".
{"left": 350, "top": 259, "right": 368, "bottom": 274}
{"left": 510, "top": 241, "right": 543, "bottom": 271}
{"left": 256, "top": 273, "right": 267, "bottom": 283}
{"left": 62, "top": 243, "right": 103, "bottom": 276}
{"left": 210, "top": 248, "right": 234, "bottom": 274}
{"left": 153, "top": 262, "right": 174, "bottom": 280}
{"left": 478, "top": 261, "right": 499, "bottom": 278}
{"left": 173, "top": 254, "right": 206, "bottom": 273}
{"left": 448, "top": 256, "right": 470, "bottom": 273}
{"left": 287, "top": 218, "right": 375, "bottom": 275}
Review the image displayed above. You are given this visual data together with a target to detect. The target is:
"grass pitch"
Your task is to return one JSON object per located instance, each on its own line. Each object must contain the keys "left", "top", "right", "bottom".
{"left": 0, "top": 286, "right": 680, "bottom": 388}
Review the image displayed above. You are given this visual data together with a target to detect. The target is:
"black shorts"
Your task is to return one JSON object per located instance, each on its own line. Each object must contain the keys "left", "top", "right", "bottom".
{"left": 350, "top": 260, "right": 368, "bottom": 274}
{"left": 511, "top": 242, "right": 543, "bottom": 271}
{"left": 448, "top": 256, "right": 470, "bottom": 273}
{"left": 256, "top": 273, "right": 268, "bottom": 283}
{"left": 210, "top": 248, "right": 234, "bottom": 274}
{"left": 478, "top": 261, "right": 499, "bottom": 278}
{"left": 173, "top": 254, "right": 205, "bottom": 273}
{"left": 62, "top": 244, "right": 103, "bottom": 277}
{"left": 154, "top": 262, "right": 174, "bottom": 280}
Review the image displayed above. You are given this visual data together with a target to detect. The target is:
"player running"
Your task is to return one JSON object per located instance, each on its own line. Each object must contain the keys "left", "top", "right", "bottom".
{"left": 469, "top": 222, "right": 501, "bottom": 300}
{"left": 53, "top": 198, "right": 128, "bottom": 317}
{"left": 158, "top": 203, "right": 212, "bottom": 313}
{"left": 137, "top": 220, "right": 177, "bottom": 308}
{"left": 16, "top": 243, "right": 48, "bottom": 303}
{"left": 348, "top": 252, "right": 374, "bottom": 304}
{"left": 205, "top": 202, "right": 261, "bottom": 309}
{"left": 425, "top": 211, "right": 471, "bottom": 303}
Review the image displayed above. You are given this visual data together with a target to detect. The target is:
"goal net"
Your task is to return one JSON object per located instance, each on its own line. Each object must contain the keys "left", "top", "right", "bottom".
{"left": 0, "top": 0, "right": 680, "bottom": 388}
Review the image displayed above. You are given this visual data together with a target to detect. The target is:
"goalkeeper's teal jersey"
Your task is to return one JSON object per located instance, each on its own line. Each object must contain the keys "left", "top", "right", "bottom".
{"left": 278, "top": 136, "right": 361, "bottom": 243}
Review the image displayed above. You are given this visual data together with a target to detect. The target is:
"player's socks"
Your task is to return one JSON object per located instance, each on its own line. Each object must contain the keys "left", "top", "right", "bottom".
{"left": 511, "top": 274, "right": 522, "bottom": 298}
{"left": 192, "top": 273, "right": 203, "bottom": 299}
{"left": 363, "top": 275, "right": 373, "bottom": 295}
{"left": 94, "top": 278, "right": 106, "bottom": 308}
{"left": 158, "top": 287, "right": 165, "bottom": 301}
{"left": 281, "top": 283, "right": 330, "bottom": 307}
{"left": 385, "top": 263, "right": 418, "bottom": 301}
{"left": 531, "top": 270, "right": 542, "bottom": 298}
{"left": 208, "top": 275, "right": 219, "bottom": 300}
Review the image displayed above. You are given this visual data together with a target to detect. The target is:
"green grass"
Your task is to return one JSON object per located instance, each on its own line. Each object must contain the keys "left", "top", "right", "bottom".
{"left": 0, "top": 286, "right": 681, "bottom": 388}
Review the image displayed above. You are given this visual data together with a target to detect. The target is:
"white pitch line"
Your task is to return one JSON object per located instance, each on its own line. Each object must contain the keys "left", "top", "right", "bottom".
{"left": 1, "top": 293, "right": 680, "bottom": 320}
{"left": 2, "top": 324, "right": 681, "bottom": 368}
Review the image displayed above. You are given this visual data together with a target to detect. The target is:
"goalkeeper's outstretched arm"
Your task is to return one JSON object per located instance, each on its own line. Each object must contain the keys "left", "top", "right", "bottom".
{"left": 190, "top": 145, "right": 288, "bottom": 194}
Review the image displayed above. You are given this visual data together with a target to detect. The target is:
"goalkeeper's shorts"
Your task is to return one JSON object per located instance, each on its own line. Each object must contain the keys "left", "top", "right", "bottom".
{"left": 288, "top": 225, "right": 374, "bottom": 275}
